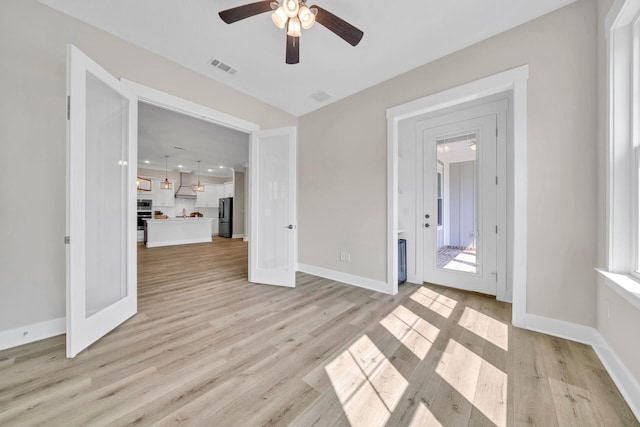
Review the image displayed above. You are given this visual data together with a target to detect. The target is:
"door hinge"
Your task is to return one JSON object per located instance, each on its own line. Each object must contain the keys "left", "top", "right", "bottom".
{"left": 64, "top": 236, "right": 70, "bottom": 244}
{"left": 495, "top": 176, "right": 498, "bottom": 185}
{"left": 67, "top": 96, "right": 70, "bottom": 120}
{"left": 491, "top": 271, "right": 498, "bottom": 281}
{"left": 495, "top": 225, "right": 498, "bottom": 234}
{"left": 496, "top": 127, "right": 498, "bottom": 137}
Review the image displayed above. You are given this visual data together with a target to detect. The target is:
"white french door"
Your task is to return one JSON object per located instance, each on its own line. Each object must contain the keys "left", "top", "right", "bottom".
{"left": 249, "top": 127, "right": 297, "bottom": 287}
{"left": 66, "top": 45, "right": 137, "bottom": 358}
{"left": 420, "top": 115, "right": 498, "bottom": 295}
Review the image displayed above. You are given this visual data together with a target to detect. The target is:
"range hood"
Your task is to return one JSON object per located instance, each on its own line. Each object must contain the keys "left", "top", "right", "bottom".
{"left": 175, "top": 172, "right": 197, "bottom": 199}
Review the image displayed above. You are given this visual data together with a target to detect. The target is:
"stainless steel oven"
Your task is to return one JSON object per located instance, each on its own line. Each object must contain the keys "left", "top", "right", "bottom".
{"left": 137, "top": 211, "right": 152, "bottom": 230}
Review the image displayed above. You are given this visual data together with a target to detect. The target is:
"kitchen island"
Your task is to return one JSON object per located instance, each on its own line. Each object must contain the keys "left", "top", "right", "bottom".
{"left": 144, "top": 218, "right": 213, "bottom": 248}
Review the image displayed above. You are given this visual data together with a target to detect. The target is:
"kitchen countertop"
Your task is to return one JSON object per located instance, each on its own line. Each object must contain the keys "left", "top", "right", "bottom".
{"left": 145, "top": 217, "right": 213, "bottom": 222}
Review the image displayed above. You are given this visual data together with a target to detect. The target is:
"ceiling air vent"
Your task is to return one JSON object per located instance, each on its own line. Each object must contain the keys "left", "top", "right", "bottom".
{"left": 310, "top": 91, "right": 331, "bottom": 103}
{"left": 211, "top": 58, "right": 237, "bottom": 75}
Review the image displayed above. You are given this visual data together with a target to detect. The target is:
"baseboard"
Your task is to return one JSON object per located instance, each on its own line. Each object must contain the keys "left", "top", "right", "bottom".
{"left": 514, "top": 312, "right": 597, "bottom": 345}
{"left": 297, "top": 263, "right": 392, "bottom": 294}
{"left": 514, "top": 312, "right": 640, "bottom": 421}
{"left": 0, "top": 317, "right": 65, "bottom": 351}
{"left": 591, "top": 333, "right": 640, "bottom": 420}
{"left": 232, "top": 234, "right": 245, "bottom": 239}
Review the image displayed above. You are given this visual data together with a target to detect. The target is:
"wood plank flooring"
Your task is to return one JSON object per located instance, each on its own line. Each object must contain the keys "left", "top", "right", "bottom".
{"left": 0, "top": 237, "right": 637, "bottom": 426}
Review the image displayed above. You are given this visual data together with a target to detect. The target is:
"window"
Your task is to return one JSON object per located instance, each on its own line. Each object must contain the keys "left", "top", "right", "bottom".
{"left": 606, "top": 0, "right": 640, "bottom": 278}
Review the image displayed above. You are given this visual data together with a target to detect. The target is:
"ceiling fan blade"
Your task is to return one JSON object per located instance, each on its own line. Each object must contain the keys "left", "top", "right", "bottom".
{"left": 286, "top": 35, "right": 300, "bottom": 64}
{"left": 219, "top": 1, "right": 274, "bottom": 24}
{"left": 310, "top": 5, "right": 363, "bottom": 46}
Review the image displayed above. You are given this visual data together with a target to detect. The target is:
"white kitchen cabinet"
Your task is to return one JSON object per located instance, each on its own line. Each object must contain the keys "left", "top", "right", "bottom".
{"left": 152, "top": 179, "right": 175, "bottom": 207}
{"left": 195, "top": 184, "right": 220, "bottom": 208}
{"left": 224, "top": 181, "right": 234, "bottom": 198}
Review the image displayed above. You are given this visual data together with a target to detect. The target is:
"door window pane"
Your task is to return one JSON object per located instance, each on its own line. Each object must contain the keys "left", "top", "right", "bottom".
{"left": 436, "top": 134, "right": 477, "bottom": 273}
{"left": 85, "top": 71, "right": 129, "bottom": 317}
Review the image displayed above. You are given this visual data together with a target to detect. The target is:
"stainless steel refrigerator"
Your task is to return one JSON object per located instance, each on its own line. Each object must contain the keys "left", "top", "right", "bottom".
{"left": 219, "top": 197, "right": 233, "bottom": 238}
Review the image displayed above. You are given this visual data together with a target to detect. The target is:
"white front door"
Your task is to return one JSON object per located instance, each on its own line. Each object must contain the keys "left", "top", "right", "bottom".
{"left": 66, "top": 45, "right": 138, "bottom": 358}
{"left": 249, "top": 127, "right": 297, "bottom": 287}
{"left": 421, "top": 115, "right": 498, "bottom": 295}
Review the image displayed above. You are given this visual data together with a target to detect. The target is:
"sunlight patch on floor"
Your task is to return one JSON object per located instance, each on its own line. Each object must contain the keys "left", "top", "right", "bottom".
{"left": 442, "top": 259, "right": 477, "bottom": 273}
{"left": 410, "top": 287, "right": 457, "bottom": 318}
{"left": 380, "top": 305, "right": 440, "bottom": 360}
{"left": 409, "top": 401, "right": 444, "bottom": 427}
{"left": 436, "top": 339, "right": 508, "bottom": 427}
{"left": 325, "top": 335, "right": 409, "bottom": 427}
{"left": 459, "top": 306, "right": 509, "bottom": 351}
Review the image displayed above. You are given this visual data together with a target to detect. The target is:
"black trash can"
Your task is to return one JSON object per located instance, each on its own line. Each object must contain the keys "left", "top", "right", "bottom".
{"left": 398, "top": 239, "right": 407, "bottom": 284}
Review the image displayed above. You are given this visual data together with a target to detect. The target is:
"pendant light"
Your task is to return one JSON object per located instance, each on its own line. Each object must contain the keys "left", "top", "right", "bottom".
{"left": 161, "top": 155, "right": 172, "bottom": 190}
{"left": 192, "top": 160, "right": 205, "bottom": 193}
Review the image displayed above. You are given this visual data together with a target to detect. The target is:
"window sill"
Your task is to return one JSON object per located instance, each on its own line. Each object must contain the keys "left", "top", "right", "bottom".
{"left": 596, "top": 268, "right": 640, "bottom": 311}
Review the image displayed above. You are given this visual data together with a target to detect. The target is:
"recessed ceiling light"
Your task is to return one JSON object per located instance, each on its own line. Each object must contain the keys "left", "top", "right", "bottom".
{"left": 207, "top": 168, "right": 213, "bottom": 172}
{"left": 178, "top": 165, "right": 183, "bottom": 168}
{"left": 144, "top": 160, "right": 150, "bottom": 164}
{"left": 219, "top": 166, "right": 224, "bottom": 169}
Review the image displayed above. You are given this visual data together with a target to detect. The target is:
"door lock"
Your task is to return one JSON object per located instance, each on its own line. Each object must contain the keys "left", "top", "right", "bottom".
{"left": 284, "top": 224, "right": 294, "bottom": 230}
{"left": 425, "top": 214, "right": 430, "bottom": 219}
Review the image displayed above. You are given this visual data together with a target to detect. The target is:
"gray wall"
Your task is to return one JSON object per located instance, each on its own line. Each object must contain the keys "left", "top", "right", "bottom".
{"left": 299, "top": 0, "right": 597, "bottom": 326}
{"left": 0, "top": 0, "right": 296, "bottom": 333}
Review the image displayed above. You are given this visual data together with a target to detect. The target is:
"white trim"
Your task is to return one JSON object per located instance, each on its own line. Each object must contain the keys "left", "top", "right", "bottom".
{"left": 591, "top": 333, "right": 640, "bottom": 421}
{"left": 387, "top": 65, "right": 529, "bottom": 321}
{"left": 298, "top": 263, "right": 391, "bottom": 294}
{"left": 121, "top": 79, "right": 259, "bottom": 134}
{"left": 596, "top": 268, "right": 640, "bottom": 311}
{"left": 0, "top": 318, "right": 65, "bottom": 352}
{"left": 518, "top": 312, "right": 640, "bottom": 421}
{"left": 232, "top": 234, "right": 245, "bottom": 239}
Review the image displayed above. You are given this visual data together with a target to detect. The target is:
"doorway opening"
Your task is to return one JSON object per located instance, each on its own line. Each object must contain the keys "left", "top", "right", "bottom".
{"left": 387, "top": 65, "right": 529, "bottom": 307}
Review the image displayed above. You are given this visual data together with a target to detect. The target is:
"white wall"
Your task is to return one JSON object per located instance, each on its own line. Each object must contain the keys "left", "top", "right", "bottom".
{"left": 299, "top": 0, "right": 598, "bottom": 326}
{"left": 0, "top": 0, "right": 296, "bottom": 336}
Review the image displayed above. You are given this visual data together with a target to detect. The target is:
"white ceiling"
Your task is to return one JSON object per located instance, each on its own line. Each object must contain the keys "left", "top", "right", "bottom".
{"left": 39, "top": 0, "right": 576, "bottom": 117}
{"left": 138, "top": 102, "right": 249, "bottom": 178}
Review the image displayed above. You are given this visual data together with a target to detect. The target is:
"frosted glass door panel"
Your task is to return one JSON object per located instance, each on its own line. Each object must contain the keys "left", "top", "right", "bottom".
{"left": 257, "top": 135, "right": 288, "bottom": 270}
{"left": 249, "top": 127, "right": 296, "bottom": 287}
{"left": 84, "top": 72, "right": 129, "bottom": 317}
{"left": 66, "top": 45, "right": 137, "bottom": 358}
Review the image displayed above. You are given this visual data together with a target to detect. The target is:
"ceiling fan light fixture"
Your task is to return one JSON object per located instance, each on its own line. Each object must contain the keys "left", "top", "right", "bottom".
{"left": 271, "top": 6, "right": 287, "bottom": 29}
{"left": 298, "top": 5, "right": 315, "bottom": 29}
{"left": 287, "top": 16, "right": 301, "bottom": 37}
{"left": 283, "top": 0, "right": 299, "bottom": 18}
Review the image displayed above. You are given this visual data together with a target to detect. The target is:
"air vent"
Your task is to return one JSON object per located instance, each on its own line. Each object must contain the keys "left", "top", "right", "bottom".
{"left": 211, "top": 58, "right": 237, "bottom": 75}
{"left": 310, "top": 91, "right": 332, "bottom": 103}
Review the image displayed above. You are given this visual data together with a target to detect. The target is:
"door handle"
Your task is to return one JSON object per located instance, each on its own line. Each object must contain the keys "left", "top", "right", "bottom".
{"left": 284, "top": 224, "right": 295, "bottom": 230}
{"left": 425, "top": 223, "right": 430, "bottom": 228}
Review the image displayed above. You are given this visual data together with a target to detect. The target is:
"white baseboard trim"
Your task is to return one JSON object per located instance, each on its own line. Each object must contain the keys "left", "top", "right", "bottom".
{"left": 232, "top": 234, "right": 245, "bottom": 239}
{"left": 0, "top": 317, "right": 65, "bottom": 351}
{"left": 515, "top": 312, "right": 640, "bottom": 421}
{"left": 298, "top": 263, "right": 391, "bottom": 294}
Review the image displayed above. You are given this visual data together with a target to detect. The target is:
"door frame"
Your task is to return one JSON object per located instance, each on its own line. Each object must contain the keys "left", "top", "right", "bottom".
{"left": 416, "top": 110, "right": 505, "bottom": 296}
{"left": 120, "top": 80, "right": 284, "bottom": 280}
{"left": 386, "top": 65, "right": 528, "bottom": 318}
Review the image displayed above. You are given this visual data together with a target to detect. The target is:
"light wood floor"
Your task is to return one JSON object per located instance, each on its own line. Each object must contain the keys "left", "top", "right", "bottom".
{"left": 0, "top": 237, "right": 637, "bottom": 426}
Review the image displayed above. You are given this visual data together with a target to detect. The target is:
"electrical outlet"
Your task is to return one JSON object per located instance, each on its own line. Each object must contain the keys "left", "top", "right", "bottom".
{"left": 346, "top": 253, "right": 351, "bottom": 262}
{"left": 339, "top": 252, "right": 346, "bottom": 262}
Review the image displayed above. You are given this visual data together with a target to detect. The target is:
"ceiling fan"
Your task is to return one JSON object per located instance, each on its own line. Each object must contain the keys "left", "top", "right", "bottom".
{"left": 219, "top": 0, "right": 364, "bottom": 64}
